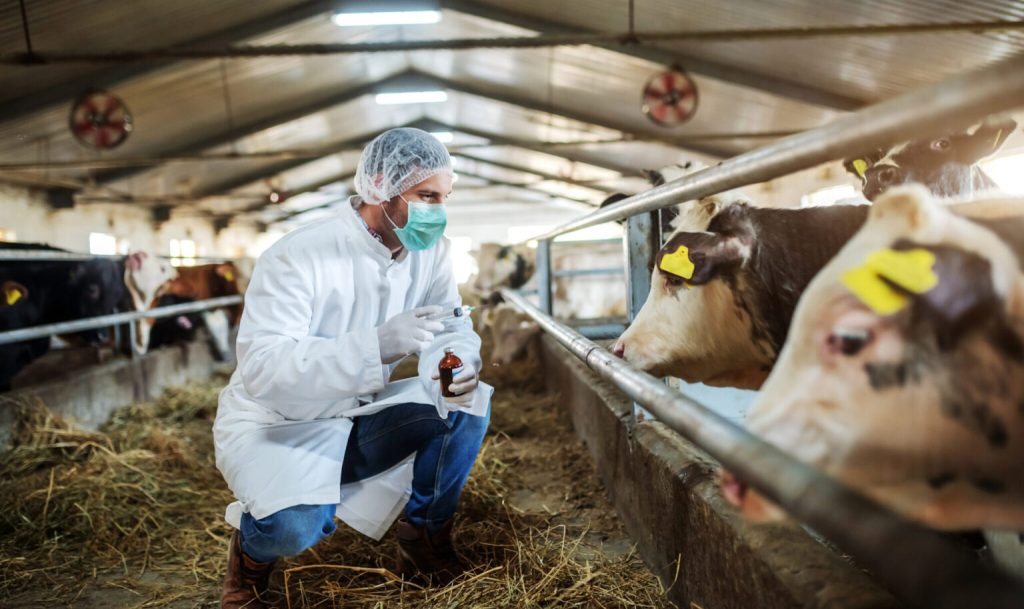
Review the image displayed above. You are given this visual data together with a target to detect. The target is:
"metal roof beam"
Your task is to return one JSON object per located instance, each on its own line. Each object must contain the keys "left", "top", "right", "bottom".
{"left": 431, "top": 73, "right": 732, "bottom": 158}
{"left": 94, "top": 77, "right": 393, "bottom": 185}
{"left": 453, "top": 152, "right": 618, "bottom": 195}
{"left": 0, "top": 1, "right": 340, "bottom": 126}
{"left": 438, "top": 0, "right": 862, "bottom": 111}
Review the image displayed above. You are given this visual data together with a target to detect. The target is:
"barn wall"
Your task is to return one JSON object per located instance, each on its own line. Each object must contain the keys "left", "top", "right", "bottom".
{"left": 0, "top": 181, "right": 277, "bottom": 258}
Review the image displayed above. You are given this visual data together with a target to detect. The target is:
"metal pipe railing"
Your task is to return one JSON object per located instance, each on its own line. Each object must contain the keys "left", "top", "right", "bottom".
{"left": 500, "top": 288, "right": 1024, "bottom": 609}
{"left": 532, "top": 52, "right": 1024, "bottom": 241}
{"left": 0, "top": 250, "right": 248, "bottom": 263}
{"left": 0, "top": 295, "right": 242, "bottom": 346}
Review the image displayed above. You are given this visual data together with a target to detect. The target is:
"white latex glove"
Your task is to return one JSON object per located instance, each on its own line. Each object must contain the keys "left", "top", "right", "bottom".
{"left": 431, "top": 362, "right": 479, "bottom": 408}
{"left": 376, "top": 306, "right": 445, "bottom": 364}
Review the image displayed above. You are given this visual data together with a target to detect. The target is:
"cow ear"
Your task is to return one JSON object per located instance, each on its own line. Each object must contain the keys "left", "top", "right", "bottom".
{"left": 2, "top": 281, "right": 28, "bottom": 307}
{"left": 957, "top": 117, "right": 1018, "bottom": 163}
{"left": 641, "top": 168, "right": 665, "bottom": 186}
{"left": 216, "top": 264, "right": 236, "bottom": 282}
{"left": 843, "top": 157, "right": 870, "bottom": 181}
{"left": 657, "top": 230, "right": 750, "bottom": 286}
{"left": 893, "top": 241, "right": 1022, "bottom": 355}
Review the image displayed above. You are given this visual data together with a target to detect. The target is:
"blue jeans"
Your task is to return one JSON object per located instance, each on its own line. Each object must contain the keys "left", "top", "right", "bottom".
{"left": 239, "top": 402, "right": 490, "bottom": 562}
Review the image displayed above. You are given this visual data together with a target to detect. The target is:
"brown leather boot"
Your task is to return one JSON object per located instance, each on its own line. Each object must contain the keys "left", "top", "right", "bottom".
{"left": 395, "top": 517, "right": 466, "bottom": 585}
{"left": 222, "top": 529, "right": 276, "bottom": 608}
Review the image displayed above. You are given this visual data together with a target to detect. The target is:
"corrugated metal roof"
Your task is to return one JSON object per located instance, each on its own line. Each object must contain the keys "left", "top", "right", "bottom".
{"left": 1, "top": 1, "right": 1022, "bottom": 226}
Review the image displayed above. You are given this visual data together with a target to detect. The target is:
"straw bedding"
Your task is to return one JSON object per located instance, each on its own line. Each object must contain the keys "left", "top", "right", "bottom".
{"left": 0, "top": 340, "right": 674, "bottom": 608}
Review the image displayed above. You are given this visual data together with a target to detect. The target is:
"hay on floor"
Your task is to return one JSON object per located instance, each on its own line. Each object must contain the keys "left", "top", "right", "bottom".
{"left": 0, "top": 339, "right": 673, "bottom": 608}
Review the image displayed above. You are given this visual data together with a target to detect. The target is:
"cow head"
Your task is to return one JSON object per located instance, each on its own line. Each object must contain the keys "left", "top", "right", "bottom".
{"left": 727, "top": 186, "right": 1024, "bottom": 530}
{"left": 472, "top": 243, "right": 536, "bottom": 292}
{"left": 843, "top": 117, "right": 1017, "bottom": 201}
{"left": 484, "top": 304, "right": 541, "bottom": 366}
{"left": 613, "top": 199, "right": 773, "bottom": 389}
{"left": 214, "top": 263, "right": 241, "bottom": 295}
{"left": 68, "top": 259, "right": 125, "bottom": 343}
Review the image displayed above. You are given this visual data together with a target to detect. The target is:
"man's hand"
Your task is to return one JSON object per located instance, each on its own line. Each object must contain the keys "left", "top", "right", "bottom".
{"left": 431, "top": 362, "right": 479, "bottom": 408}
{"left": 376, "top": 306, "right": 445, "bottom": 364}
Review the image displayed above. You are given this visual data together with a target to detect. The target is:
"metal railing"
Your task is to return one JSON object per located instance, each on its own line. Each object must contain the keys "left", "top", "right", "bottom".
{"left": 0, "top": 295, "right": 242, "bottom": 346}
{"left": 506, "top": 51, "right": 1024, "bottom": 608}
{"left": 0, "top": 250, "right": 247, "bottom": 264}
{"left": 501, "top": 289, "right": 1024, "bottom": 609}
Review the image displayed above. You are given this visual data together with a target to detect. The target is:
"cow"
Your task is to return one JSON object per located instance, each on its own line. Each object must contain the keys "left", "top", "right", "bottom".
{"left": 165, "top": 262, "right": 242, "bottom": 325}
{"left": 599, "top": 162, "right": 711, "bottom": 235}
{"left": 611, "top": 190, "right": 871, "bottom": 389}
{"left": 482, "top": 303, "right": 541, "bottom": 366}
{"left": 1, "top": 245, "right": 126, "bottom": 390}
{"left": 123, "top": 251, "right": 178, "bottom": 355}
{"left": 720, "top": 186, "right": 1024, "bottom": 571}
{"left": 148, "top": 294, "right": 232, "bottom": 361}
{"left": 843, "top": 117, "right": 1016, "bottom": 202}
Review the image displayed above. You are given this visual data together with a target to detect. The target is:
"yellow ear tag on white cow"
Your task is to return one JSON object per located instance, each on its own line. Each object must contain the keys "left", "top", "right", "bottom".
{"left": 852, "top": 158, "right": 869, "bottom": 178}
{"left": 5, "top": 287, "right": 23, "bottom": 306}
{"left": 659, "top": 245, "right": 695, "bottom": 280}
{"left": 841, "top": 248, "right": 938, "bottom": 316}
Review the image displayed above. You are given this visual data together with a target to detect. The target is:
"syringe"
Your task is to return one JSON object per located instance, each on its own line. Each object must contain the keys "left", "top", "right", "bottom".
{"left": 428, "top": 305, "right": 476, "bottom": 321}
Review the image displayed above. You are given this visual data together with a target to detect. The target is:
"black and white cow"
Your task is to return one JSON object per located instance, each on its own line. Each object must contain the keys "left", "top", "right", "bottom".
{"left": 843, "top": 118, "right": 1016, "bottom": 201}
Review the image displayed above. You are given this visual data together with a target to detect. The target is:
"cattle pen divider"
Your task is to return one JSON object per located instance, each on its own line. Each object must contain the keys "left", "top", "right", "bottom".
{"left": 506, "top": 50, "right": 1024, "bottom": 609}
{"left": 0, "top": 295, "right": 243, "bottom": 347}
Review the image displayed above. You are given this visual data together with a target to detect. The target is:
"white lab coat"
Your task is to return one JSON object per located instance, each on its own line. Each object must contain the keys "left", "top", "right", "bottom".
{"left": 213, "top": 197, "right": 492, "bottom": 540}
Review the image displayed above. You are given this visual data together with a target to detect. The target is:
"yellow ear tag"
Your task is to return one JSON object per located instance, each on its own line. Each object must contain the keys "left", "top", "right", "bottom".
{"left": 852, "top": 159, "right": 868, "bottom": 178}
{"left": 841, "top": 248, "right": 938, "bottom": 315}
{"left": 659, "top": 245, "right": 695, "bottom": 280}
{"left": 224, "top": 270, "right": 235, "bottom": 282}
{"left": 5, "top": 288, "right": 23, "bottom": 306}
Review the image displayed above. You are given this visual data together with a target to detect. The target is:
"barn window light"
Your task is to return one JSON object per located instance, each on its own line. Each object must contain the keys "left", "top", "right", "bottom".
{"left": 374, "top": 90, "right": 447, "bottom": 105}
{"left": 0, "top": 228, "right": 16, "bottom": 242}
{"left": 333, "top": 1, "right": 441, "bottom": 27}
{"left": 169, "top": 238, "right": 197, "bottom": 267}
{"left": 981, "top": 152, "right": 1024, "bottom": 194}
{"left": 89, "top": 232, "right": 117, "bottom": 256}
{"left": 429, "top": 131, "right": 454, "bottom": 143}
{"left": 800, "top": 184, "right": 859, "bottom": 208}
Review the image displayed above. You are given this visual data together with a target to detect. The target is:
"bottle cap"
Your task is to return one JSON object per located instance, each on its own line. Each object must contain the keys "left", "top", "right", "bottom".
{"left": 444, "top": 347, "right": 454, "bottom": 353}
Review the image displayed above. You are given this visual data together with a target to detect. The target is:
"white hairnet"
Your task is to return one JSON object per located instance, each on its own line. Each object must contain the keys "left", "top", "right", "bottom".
{"left": 354, "top": 127, "right": 453, "bottom": 204}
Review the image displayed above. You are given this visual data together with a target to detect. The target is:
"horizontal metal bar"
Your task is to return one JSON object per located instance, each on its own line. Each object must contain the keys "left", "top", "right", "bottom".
{"left": 5, "top": 20, "right": 1024, "bottom": 65}
{"left": 574, "top": 324, "right": 626, "bottom": 340}
{"left": 551, "top": 238, "right": 623, "bottom": 246}
{"left": 499, "top": 288, "right": 1024, "bottom": 609}
{"left": 552, "top": 267, "right": 624, "bottom": 278}
{"left": 0, "top": 251, "right": 247, "bottom": 263}
{"left": 0, "top": 295, "right": 242, "bottom": 346}
{"left": 533, "top": 52, "right": 1024, "bottom": 241}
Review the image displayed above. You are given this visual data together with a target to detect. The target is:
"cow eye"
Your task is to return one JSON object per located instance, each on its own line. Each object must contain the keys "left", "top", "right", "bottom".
{"left": 827, "top": 327, "right": 872, "bottom": 356}
{"left": 930, "top": 138, "right": 951, "bottom": 152}
{"left": 663, "top": 274, "right": 685, "bottom": 289}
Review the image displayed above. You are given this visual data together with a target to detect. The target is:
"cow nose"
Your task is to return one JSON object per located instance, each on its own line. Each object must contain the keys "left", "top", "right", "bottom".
{"left": 877, "top": 165, "right": 900, "bottom": 185}
{"left": 611, "top": 341, "right": 625, "bottom": 358}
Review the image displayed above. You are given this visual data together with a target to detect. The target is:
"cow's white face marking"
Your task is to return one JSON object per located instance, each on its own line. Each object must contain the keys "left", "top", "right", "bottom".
{"left": 738, "top": 186, "right": 1024, "bottom": 530}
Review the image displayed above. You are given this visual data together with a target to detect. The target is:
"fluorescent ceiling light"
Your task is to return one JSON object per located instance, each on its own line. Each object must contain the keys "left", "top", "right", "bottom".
{"left": 429, "top": 131, "right": 454, "bottom": 143}
{"left": 374, "top": 90, "right": 447, "bottom": 105}
{"left": 332, "top": 10, "right": 441, "bottom": 27}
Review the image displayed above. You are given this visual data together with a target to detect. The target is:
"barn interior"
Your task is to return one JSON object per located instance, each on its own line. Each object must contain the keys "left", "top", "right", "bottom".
{"left": 3, "top": 1, "right": 1024, "bottom": 608}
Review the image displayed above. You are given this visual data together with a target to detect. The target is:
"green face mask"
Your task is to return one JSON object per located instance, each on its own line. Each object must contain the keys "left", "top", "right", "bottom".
{"left": 385, "top": 195, "right": 447, "bottom": 251}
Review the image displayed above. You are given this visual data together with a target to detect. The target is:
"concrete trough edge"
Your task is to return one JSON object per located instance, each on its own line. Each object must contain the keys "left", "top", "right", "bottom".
{"left": 0, "top": 340, "right": 227, "bottom": 450}
{"left": 539, "top": 334, "right": 901, "bottom": 609}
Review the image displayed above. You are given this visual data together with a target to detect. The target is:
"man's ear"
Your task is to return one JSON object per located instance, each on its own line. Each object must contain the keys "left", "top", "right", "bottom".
{"left": 2, "top": 280, "right": 28, "bottom": 307}
{"left": 955, "top": 117, "right": 1018, "bottom": 163}
{"left": 892, "top": 240, "right": 1022, "bottom": 357}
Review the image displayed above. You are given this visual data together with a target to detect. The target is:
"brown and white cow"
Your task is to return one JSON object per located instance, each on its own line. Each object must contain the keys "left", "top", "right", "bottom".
{"left": 723, "top": 186, "right": 1024, "bottom": 534}
{"left": 122, "top": 251, "right": 177, "bottom": 355}
{"left": 613, "top": 192, "right": 871, "bottom": 389}
{"left": 482, "top": 303, "right": 541, "bottom": 366}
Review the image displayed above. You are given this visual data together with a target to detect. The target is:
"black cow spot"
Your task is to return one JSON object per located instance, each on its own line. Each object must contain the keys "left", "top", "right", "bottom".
{"left": 970, "top": 477, "right": 1006, "bottom": 494}
{"left": 969, "top": 402, "right": 1008, "bottom": 448}
{"left": 864, "top": 361, "right": 918, "bottom": 390}
{"left": 927, "top": 472, "right": 956, "bottom": 489}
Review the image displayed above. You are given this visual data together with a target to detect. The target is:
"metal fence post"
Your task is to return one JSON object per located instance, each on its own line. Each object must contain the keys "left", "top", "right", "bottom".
{"left": 624, "top": 211, "right": 659, "bottom": 424}
{"left": 537, "top": 238, "right": 553, "bottom": 316}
